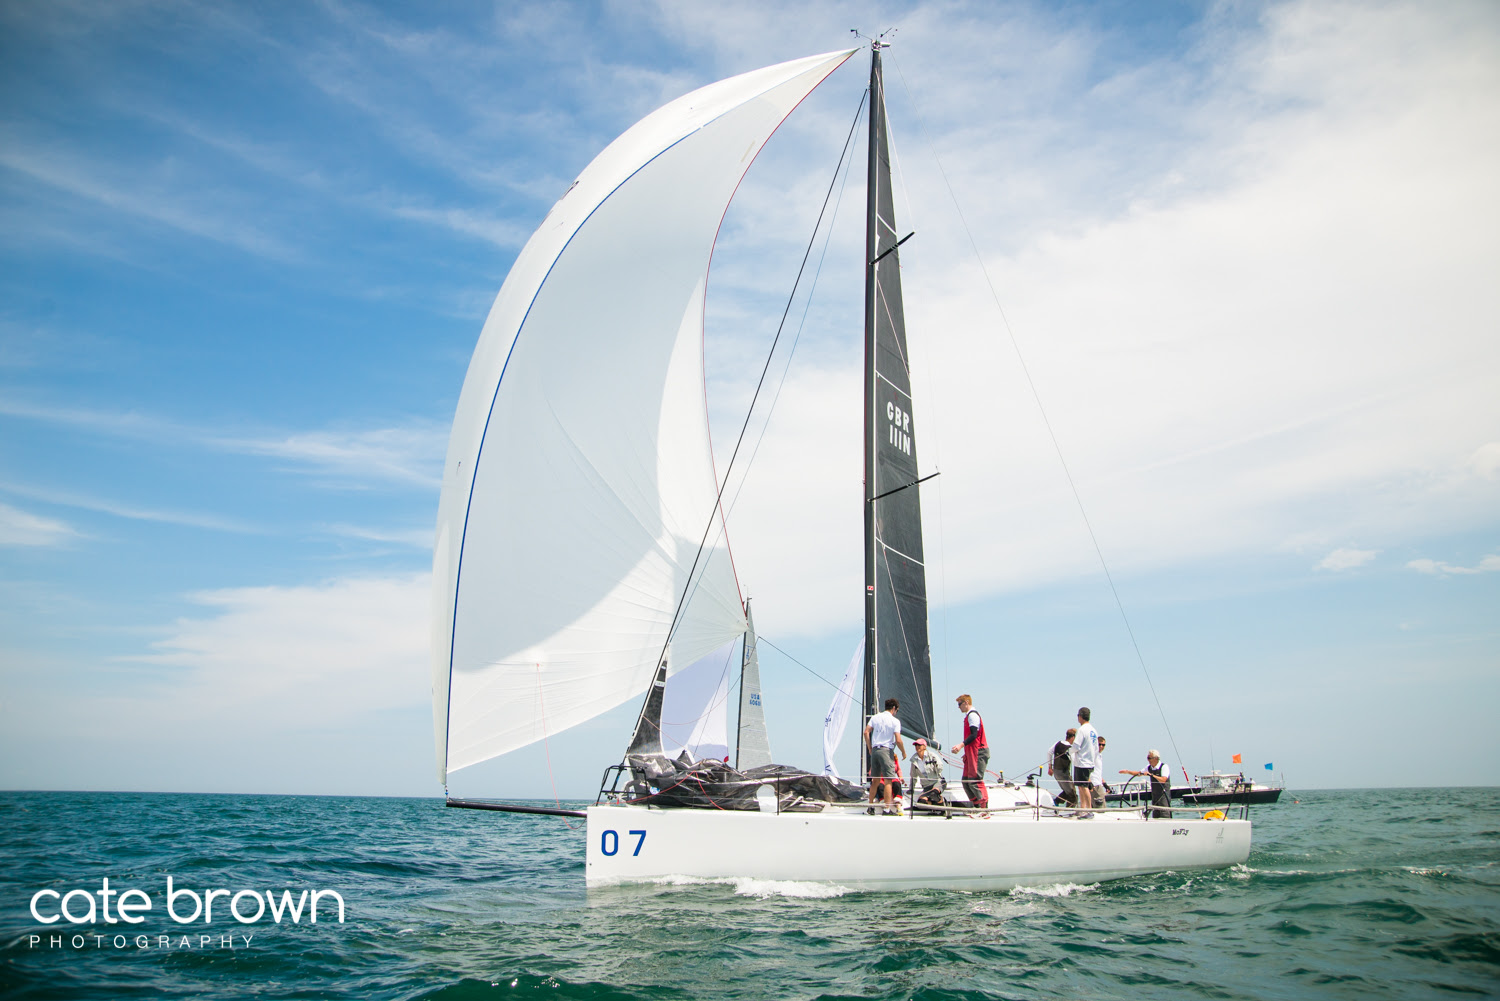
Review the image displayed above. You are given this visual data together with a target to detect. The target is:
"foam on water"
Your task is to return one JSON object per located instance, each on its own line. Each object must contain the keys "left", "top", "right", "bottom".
{"left": 1009, "top": 881, "right": 1099, "bottom": 898}
{"left": 643, "top": 874, "right": 850, "bottom": 898}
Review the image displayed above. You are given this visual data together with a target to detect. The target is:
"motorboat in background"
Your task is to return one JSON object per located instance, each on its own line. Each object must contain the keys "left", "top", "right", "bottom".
{"left": 1183, "top": 772, "right": 1284, "bottom": 805}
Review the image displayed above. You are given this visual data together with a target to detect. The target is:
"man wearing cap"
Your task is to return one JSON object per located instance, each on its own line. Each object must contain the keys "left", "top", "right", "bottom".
{"left": 864, "top": 698, "right": 906, "bottom": 816}
{"left": 909, "top": 738, "right": 945, "bottom": 806}
{"left": 1121, "top": 750, "right": 1173, "bottom": 819}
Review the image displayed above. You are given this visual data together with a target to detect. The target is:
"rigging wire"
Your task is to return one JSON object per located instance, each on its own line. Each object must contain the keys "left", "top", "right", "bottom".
{"left": 649, "top": 88, "right": 871, "bottom": 702}
{"left": 880, "top": 99, "right": 953, "bottom": 747}
{"left": 722, "top": 92, "right": 866, "bottom": 521}
{"left": 757, "top": 635, "right": 845, "bottom": 694}
{"left": 886, "top": 53, "right": 1186, "bottom": 772}
{"left": 662, "top": 94, "right": 864, "bottom": 651}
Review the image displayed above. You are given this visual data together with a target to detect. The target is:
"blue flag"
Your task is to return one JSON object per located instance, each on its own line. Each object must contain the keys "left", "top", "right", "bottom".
{"left": 1264, "top": 762, "right": 1273, "bottom": 770}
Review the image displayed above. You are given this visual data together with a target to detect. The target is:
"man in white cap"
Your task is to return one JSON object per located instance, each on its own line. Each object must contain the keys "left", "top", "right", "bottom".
{"left": 1121, "top": 749, "right": 1173, "bottom": 819}
{"left": 908, "top": 737, "right": 945, "bottom": 806}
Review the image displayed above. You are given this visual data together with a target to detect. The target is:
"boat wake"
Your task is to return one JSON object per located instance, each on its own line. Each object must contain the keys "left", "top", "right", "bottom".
{"left": 645, "top": 874, "right": 851, "bottom": 898}
{"left": 1009, "top": 881, "right": 1099, "bottom": 898}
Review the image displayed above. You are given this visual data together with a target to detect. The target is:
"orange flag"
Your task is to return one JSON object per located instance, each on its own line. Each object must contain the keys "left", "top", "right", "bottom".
{"left": 1231, "top": 753, "right": 1242, "bottom": 764}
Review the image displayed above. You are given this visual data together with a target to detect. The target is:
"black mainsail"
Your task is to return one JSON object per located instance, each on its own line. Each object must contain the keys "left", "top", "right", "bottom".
{"left": 862, "top": 43, "right": 933, "bottom": 758}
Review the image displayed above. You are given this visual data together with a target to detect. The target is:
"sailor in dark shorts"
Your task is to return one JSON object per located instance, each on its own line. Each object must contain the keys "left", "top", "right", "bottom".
{"left": 864, "top": 697, "right": 906, "bottom": 816}
{"left": 1070, "top": 707, "right": 1100, "bottom": 817}
{"left": 1049, "top": 728, "right": 1077, "bottom": 806}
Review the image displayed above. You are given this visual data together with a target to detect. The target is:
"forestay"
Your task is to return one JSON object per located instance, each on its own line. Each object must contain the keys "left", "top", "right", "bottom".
{"left": 432, "top": 49, "right": 857, "bottom": 783}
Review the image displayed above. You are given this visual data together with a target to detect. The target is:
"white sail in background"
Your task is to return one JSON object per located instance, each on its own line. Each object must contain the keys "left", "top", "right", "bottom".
{"left": 431, "top": 49, "right": 857, "bottom": 782}
{"left": 660, "top": 639, "right": 735, "bottom": 762}
{"left": 735, "top": 601, "right": 772, "bottom": 770}
{"left": 822, "top": 639, "right": 864, "bottom": 779}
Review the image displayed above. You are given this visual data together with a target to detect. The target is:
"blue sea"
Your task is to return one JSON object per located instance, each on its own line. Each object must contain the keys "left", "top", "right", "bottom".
{"left": 2, "top": 788, "right": 1496, "bottom": 999}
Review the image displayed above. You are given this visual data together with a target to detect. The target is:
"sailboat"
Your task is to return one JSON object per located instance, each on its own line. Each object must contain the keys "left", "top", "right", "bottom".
{"left": 431, "top": 43, "right": 1251, "bottom": 891}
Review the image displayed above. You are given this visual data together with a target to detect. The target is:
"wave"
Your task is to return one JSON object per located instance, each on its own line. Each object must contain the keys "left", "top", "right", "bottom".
{"left": 1009, "top": 881, "right": 1099, "bottom": 898}
{"left": 641, "top": 874, "right": 851, "bottom": 898}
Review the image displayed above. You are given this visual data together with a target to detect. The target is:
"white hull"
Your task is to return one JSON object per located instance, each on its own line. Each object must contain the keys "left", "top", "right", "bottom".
{"left": 585, "top": 804, "right": 1250, "bottom": 892}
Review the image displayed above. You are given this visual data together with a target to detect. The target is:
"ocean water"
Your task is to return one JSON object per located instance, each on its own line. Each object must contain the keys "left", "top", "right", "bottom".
{"left": 2, "top": 787, "right": 1496, "bottom": 1000}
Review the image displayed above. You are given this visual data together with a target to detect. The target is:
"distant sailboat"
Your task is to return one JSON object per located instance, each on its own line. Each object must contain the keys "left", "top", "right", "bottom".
{"left": 432, "top": 42, "right": 1251, "bottom": 890}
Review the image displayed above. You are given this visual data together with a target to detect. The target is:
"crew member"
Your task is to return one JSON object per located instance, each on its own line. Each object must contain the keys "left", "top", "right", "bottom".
{"left": 864, "top": 698, "right": 906, "bottom": 816}
{"left": 1094, "top": 735, "right": 1110, "bottom": 806}
{"left": 909, "top": 738, "right": 945, "bottom": 806}
{"left": 949, "top": 694, "right": 989, "bottom": 810}
{"left": 1070, "top": 707, "right": 1100, "bottom": 817}
{"left": 1121, "top": 749, "right": 1172, "bottom": 819}
{"left": 1049, "top": 728, "right": 1076, "bottom": 807}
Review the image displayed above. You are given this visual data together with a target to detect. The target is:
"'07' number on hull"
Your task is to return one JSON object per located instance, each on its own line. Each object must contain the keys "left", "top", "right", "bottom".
{"left": 600, "top": 830, "right": 646, "bottom": 857}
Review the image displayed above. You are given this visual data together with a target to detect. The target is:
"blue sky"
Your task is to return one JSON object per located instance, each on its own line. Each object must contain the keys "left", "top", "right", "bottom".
{"left": 2, "top": 0, "right": 1496, "bottom": 798}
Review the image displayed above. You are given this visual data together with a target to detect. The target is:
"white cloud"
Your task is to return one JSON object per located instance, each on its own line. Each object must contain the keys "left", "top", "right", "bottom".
{"left": 0, "top": 135, "right": 293, "bottom": 259}
{"left": 0, "top": 501, "right": 76, "bottom": 546}
{"left": 236, "top": 425, "right": 446, "bottom": 487}
{"left": 1407, "top": 555, "right": 1500, "bottom": 576}
{"left": 130, "top": 573, "right": 430, "bottom": 721}
{"left": 0, "top": 398, "right": 444, "bottom": 488}
{"left": 0, "top": 573, "right": 434, "bottom": 793}
{"left": 2, "top": 482, "right": 256, "bottom": 533}
{"left": 325, "top": 523, "right": 434, "bottom": 548}
{"left": 1472, "top": 442, "right": 1500, "bottom": 480}
{"left": 1317, "top": 548, "right": 1377, "bottom": 571}
{"left": 696, "top": 0, "right": 1500, "bottom": 633}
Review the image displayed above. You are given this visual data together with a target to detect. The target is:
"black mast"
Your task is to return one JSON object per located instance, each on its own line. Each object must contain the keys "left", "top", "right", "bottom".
{"left": 861, "top": 41, "right": 933, "bottom": 779}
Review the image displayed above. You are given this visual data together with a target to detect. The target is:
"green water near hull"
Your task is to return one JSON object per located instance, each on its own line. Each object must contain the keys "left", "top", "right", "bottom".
{"left": 2, "top": 788, "right": 1496, "bottom": 999}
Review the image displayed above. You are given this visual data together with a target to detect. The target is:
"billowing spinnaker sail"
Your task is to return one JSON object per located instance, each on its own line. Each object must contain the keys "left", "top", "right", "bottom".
{"left": 432, "top": 49, "right": 856, "bottom": 782}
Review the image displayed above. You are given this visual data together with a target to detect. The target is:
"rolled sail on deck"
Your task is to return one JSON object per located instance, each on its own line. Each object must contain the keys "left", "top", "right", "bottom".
{"left": 432, "top": 50, "right": 856, "bottom": 783}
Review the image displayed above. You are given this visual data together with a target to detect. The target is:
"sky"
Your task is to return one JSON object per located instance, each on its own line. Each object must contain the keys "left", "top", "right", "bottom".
{"left": 1, "top": 0, "right": 1496, "bottom": 799}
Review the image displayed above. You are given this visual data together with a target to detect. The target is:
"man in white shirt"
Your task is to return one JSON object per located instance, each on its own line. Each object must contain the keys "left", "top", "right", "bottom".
{"left": 1069, "top": 706, "right": 1100, "bottom": 816}
{"left": 864, "top": 698, "right": 906, "bottom": 816}
{"left": 1121, "top": 749, "right": 1173, "bottom": 819}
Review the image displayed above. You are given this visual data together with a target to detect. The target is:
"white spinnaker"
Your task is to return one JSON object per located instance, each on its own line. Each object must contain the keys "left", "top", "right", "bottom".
{"left": 660, "top": 639, "right": 736, "bottom": 763}
{"left": 823, "top": 639, "right": 863, "bottom": 779}
{"left": 432, "top": 49, "right": 856, "bottom": 782}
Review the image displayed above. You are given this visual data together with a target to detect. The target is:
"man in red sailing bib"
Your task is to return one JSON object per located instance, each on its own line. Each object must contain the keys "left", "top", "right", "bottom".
{"left": 950, "top": 694, "right": 989, "bottom": 810}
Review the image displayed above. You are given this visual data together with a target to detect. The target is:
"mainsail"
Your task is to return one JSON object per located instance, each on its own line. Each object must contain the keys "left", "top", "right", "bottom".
{"left": 862, "top": 44, "right": 934, "bottom": 747}
{"left": 431, "top": 49, "right": 857, "bottom": 783}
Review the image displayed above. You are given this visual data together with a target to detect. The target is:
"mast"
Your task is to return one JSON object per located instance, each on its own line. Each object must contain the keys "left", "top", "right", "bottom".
{"left": 860, "top": 43, "right": 882, "bottom": 784}
{"left": 861, "top": 41, "right": 934, "bottom": 773}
